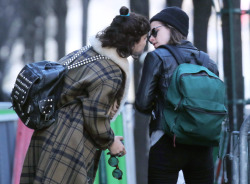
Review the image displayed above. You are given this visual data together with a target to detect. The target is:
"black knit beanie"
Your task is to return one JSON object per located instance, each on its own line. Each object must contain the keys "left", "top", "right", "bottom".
{"left": 150, "top": 6, "right": 189, "bottom": 37}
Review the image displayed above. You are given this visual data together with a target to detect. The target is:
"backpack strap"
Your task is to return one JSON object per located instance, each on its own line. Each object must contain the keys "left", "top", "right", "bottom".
{"left": 196, "top": 51, "right": 210, "bottom": 68}
{"left": 159, "top": 45, "right": 211, "bottom": 68}
{"left": 158, "top": 45, "right": 185, "bottom": 65}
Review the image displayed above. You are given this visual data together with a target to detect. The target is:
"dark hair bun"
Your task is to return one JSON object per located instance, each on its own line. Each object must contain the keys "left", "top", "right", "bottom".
{"left": 120, "top": 6, "right": 129, "bottom": 16}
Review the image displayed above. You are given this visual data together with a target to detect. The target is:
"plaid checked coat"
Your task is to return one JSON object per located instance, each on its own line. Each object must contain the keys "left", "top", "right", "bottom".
{"left": 20, "top": 36, "right": 130, "bottom": 184}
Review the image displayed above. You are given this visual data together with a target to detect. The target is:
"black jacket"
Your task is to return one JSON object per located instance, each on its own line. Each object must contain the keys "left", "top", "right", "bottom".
{"left": 135, "top": 41, "right": 219, "bottom": 135}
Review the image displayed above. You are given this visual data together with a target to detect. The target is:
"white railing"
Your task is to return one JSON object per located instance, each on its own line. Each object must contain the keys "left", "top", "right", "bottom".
{"left": 0, "top": 102, "right": 18, "bottom": 122}
{"left": 0, "top": 102, "right": 18, "bottom": 184}
{"left": 224, "top": 115, "right": 250, "bottom": 184}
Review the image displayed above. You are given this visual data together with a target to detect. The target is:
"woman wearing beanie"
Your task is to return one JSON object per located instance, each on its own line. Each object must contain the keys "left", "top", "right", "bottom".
{"left": 135, "top": 6, "right": 218, "bottom": 184}
{"left": 20, "top": 6, "right": 150, "bottom": 184}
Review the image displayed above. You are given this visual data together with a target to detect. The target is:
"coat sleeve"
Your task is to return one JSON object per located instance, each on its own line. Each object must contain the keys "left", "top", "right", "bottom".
{"left": 135, "top": 52, "right": 162, "bottom": 114}
{"left": 81, "top": 77, "right": 122, "bottom": 150}
{"left": 208, "top": 58, "right": 219, "bottom": 77}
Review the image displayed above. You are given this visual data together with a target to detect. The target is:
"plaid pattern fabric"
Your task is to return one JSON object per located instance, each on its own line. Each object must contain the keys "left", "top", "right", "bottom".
{"left": 20, "top": 47, "right": 126, "bottom": 184}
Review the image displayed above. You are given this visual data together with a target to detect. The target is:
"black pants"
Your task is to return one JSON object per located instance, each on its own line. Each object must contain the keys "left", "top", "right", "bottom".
{"left": 148, "top": 134, "right": 214, "bottom": 184}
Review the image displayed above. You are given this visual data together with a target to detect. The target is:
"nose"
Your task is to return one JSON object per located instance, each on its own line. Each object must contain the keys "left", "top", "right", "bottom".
{"left": 149, "top": 36, "right": 154, "bottom": 44}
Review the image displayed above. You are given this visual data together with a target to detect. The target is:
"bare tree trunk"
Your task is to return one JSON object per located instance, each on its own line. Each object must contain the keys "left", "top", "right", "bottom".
{"left": 166, "top": 0, "right": 182, "bottom": 7}
{"left": 193, "top": 0, "right": 212, "bottom": 52}
{"left": 82, "top": 0, "right": 90, "bottom": 46}
{"left": 19, "top": 0, "right": 49, "bottom": 63}
{"left": 54, "top": 0, "right": 67, "bottom": 59}
{"left": 130, "top": 1, "right": 150, "bottom": 184}
{"left": 222, "top": 0, "right": 243, "bottom": 183}
{"left": 0, "top": 0, "right": 21, "bottom": 101}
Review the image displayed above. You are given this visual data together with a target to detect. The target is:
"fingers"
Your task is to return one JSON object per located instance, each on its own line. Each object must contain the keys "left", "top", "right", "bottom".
{"left": 115, "top": 136, "right": 124, "bottom": 141}
{"left": 118, "top": 153, "right": 123, "bottom": 157}
{"left": 113, "top": 100, "right": 119, "bottom": 111}
{"left": 109, "top": 109, "right": 116, "bottom": 119}
{"left": 118, "top": 150, "right": 126, "bottom": 157}
{"left": 109, "top": 136, "right": 126, "bottom": 156}
{"left": 117, "top": 138, "right": 126, "bottom": 157}
{"left": 110, "top": 108, "right": 118, "bottom": 118}
{"left": 117, "top": 148, "right": 126, "bottom": 157}
{"left": 109, "top": 100, "right": 119, "bottom": 119}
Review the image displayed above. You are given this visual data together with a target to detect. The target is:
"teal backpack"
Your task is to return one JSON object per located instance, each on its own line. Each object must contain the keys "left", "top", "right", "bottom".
{"left": 158, "top": 45, "right": 227, "bottom": 147}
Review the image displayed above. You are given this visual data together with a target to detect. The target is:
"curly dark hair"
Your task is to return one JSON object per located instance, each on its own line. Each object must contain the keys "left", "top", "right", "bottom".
{"left": 96, "top": 6, "right": 150, "bottom": 58}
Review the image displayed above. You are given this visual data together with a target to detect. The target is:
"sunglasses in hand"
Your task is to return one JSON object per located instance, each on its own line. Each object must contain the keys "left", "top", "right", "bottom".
{"left": 107, "top": 152, "right": 123, "bottom": 180}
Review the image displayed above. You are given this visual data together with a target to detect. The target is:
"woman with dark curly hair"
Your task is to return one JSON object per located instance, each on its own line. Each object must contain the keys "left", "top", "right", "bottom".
{"left": 20, "top": 6, "right": 150, "bottom": 184}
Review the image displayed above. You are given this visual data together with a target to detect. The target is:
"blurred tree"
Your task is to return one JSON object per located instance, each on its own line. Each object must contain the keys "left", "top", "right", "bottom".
{"left": 19, "top": 0, "right": 48, "bottom": 63}
{"left": 54, "top": 0, "right": 67, "bottom": 59}
{"left": 82, "top": 0, "right": 90, "bottom": 46}
{"left": 0, "top": 0, "right": 69, "bottom": 101}
{"left": 193, "top": 0, "right": 212, "bottom": 52}
{"left": 167, "top": 0, "right": 182, "bottom": 7}
{"left": 130, "top": 1, "right": 150, "bottom": 184}
{"left": 0, "top": 0, "right": 21, "bottom": 101}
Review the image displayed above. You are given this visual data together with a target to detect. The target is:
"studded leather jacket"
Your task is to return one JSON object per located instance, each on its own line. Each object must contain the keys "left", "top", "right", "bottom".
{"left": 135, "top": 40, "right": 219, "bottom": 135}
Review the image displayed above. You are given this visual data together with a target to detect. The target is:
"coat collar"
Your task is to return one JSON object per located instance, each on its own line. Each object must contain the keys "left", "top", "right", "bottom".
{"left": 89, "top": 35, "right": 130, "bottom": 121}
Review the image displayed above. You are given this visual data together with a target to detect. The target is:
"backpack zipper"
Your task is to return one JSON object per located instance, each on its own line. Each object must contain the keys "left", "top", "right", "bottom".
{"left": 180, "top": 71, "right": 217, "bottom": 79}
{"left": 186, "top": 106, "right": 227, "bottom": 115}
{"left": 174, "top": 98, "right": 182, "bottom": 111}
{"left": 179, "top": 72, "right": 223, "bottom": 86}
{"left": 173, "top": 134, "right": 176, "bottom": 147}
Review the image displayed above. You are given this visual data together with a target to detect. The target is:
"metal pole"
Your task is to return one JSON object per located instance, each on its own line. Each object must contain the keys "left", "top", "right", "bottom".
{"left": 228, "top": 0, "right": 238, "bottom": 131}
{"left": 239, "top": 115, "right": 250, "bottom": 184}
{"left": 230, "top": 131, "right": 240, "bottom": 184}
{"left": 248, "top": 131, "right": 250, "bottom": 184}
{"left": 248, "top": 6, "right": 250, "bottom": 183}
{"left": 232, "top": 144, "right": 239, "bottom": 184}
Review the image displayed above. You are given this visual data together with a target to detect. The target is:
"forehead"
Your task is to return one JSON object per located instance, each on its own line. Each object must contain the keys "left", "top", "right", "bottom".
{"left": 150, "top": 21, "right": 163, "bottom": 28}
